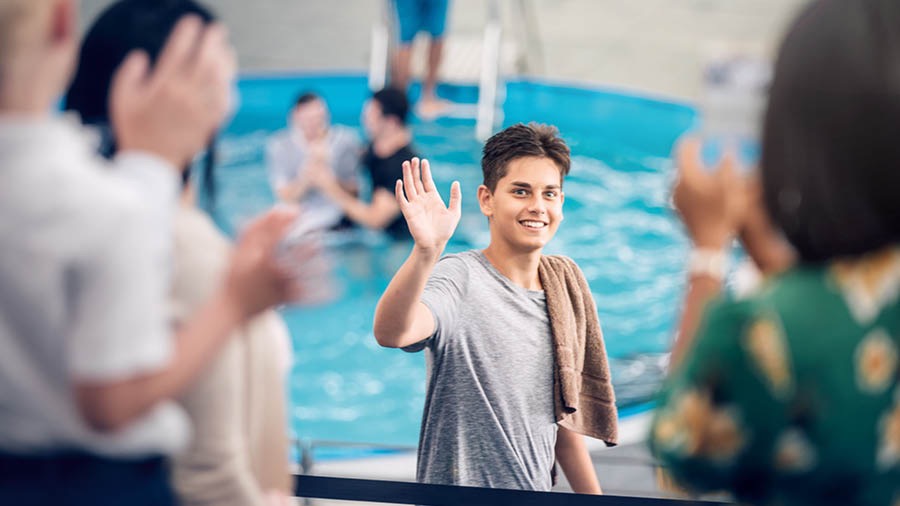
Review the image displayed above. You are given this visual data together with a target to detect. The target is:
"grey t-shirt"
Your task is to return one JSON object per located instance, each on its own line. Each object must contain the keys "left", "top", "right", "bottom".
{"left": 405, "top": 250, "right": 557, "bottom": 490}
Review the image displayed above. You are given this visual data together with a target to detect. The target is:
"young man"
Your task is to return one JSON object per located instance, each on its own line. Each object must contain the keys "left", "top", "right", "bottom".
{"left": 0, "top": 1, "right": 295, "bottom": 503}
{"left": 266, "top": 91, "right": 362, "bottom": 230}
{"left": 309, "top": 87, "right": 417, "bottom": 240}
{"left": 373, "top": 123, "right": 613, "bottom": 492}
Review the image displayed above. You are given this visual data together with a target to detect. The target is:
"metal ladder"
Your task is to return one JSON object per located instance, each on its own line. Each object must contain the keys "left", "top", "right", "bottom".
{"left": 369, "top": 0, "right": 536, "bottom": 141}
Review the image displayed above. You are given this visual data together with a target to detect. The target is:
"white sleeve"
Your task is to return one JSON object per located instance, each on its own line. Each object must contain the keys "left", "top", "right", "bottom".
{"left": 69, "top": 154, "right": 179, "bottom": 380}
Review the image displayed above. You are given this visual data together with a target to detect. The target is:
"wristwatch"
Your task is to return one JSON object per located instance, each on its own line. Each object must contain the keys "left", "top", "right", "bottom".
{"left": 687, "top": 248, "right": 729, "bottom": 281}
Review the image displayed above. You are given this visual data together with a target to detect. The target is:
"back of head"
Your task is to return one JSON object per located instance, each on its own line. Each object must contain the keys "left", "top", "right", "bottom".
{"left": 762, "top": 0, "right": 900, "bottom": 263}
{"left": 481, "top": 123, "right": 571, "bottom": 192}
{"left": 65, "top": 0, "right": 215, "bottom": 125}
{"left": 372, "top": 87, "right": 409, "bottom": 125}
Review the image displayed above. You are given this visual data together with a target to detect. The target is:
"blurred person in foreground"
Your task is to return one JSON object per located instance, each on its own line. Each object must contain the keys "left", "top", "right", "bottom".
{"left": 373, "top": 124, "right": 617, "bottom": 492}
{"left": 66, "top": 1, "right": 295, "bottom": 504}
{"left": 266, "top": 91, "right": 362, "bottom": 231}
{"left": 0, "top": 0, "right": 296, "bottom": 504}
{"left": 650, "top": 1, "right": 900, "bottom": 504}
{"left": 392, "top": 0, "right": 452, "bottom": 119}
{"left": 308, "top": 87, "right": 417, "bottom": 241}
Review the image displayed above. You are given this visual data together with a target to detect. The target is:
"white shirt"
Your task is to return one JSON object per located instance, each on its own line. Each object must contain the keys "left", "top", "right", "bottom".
{"left": 0, "top": 114, "right": 189, "bottom": 457}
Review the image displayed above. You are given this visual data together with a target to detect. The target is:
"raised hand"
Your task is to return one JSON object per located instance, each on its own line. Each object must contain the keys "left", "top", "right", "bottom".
{"left": 110, "top": 15, "right": 238, "bottom": 170}
{"left": 223, "top": 207, "right": 297, "bottom": 319}
{"left": 672, "top": 138, "right": 749, "bottom": 249}
{"left": 395, "top": 158, "right": 461, "bottom": 254}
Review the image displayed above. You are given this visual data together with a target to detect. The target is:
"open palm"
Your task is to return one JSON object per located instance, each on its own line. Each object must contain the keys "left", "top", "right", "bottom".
{"left": 395, "top": 158, "right": 461, "bottom": 252}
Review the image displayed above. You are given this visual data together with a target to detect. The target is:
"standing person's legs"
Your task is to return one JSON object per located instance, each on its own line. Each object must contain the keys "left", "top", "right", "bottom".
{"left": 419, "top": 0, "right": 451, "bottom": 117}
{"left": 391, "top": 0, "right": 421, "bottom": 90}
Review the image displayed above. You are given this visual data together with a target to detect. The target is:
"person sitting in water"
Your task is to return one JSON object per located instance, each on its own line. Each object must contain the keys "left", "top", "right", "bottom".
{"left": 266, "top": 91, "right": 362, "bottom": 231}
{"left": 308, "top": 87, "right": 417, "bottom": 240}
{"left": 373, "top": 123, "right": 618, "bottom": 492}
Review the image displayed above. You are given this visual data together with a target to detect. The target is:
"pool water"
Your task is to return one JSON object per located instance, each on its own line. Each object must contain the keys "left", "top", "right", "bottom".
{"left": 211, "top": 74, "right": 696, "bottom": 448}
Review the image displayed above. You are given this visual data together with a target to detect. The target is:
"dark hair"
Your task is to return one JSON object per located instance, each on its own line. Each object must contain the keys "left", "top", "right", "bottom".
{"left": 294, "top": 91, "right": 321, "bottom": 108}
{"left": 761, "top": 0, "right": 900, "bottom": 263}
{"left": 481, "top": 123, "right": 571, "bottom": 192}
{"left": 372, "top": 87, "right": 409, "bottom": 125}
{"left": 64, "top": 0, "right": 218, "bottom": 200}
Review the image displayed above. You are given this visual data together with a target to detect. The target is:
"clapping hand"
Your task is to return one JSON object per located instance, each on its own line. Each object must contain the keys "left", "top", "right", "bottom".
{"left": 672, "top": 138, "right": 749, "bottom": 249}
{"left": 395, "top": 158, "right": 461, "bottom": 255}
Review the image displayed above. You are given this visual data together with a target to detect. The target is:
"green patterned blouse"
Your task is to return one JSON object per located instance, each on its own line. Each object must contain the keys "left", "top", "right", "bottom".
{"left": 650, "top": 247, "right": 900, "bottom": 506}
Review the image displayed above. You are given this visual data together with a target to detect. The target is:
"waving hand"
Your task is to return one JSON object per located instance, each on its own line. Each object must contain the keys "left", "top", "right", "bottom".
{"left": 395, "top": 158, "right": 461, "bottom": 254}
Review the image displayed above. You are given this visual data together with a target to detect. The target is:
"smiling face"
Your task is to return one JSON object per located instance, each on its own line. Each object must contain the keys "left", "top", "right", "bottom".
{"left": 478, "top": 156, "right": 565, "bottom": 254}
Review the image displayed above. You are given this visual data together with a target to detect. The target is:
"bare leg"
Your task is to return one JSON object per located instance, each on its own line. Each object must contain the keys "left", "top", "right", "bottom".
{"left": 391, "top": 45, "right": 413, "bottom": 90}
{"left": 417, "top": 37, "right": 451, "bottom": 119}
{"left": 423, "top": 37, "right": 444, "bottom": 100}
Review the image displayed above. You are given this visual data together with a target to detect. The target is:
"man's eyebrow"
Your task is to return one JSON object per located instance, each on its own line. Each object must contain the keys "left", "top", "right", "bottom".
{"left": 509, "top": 181, "right": 561, "bottom": 190}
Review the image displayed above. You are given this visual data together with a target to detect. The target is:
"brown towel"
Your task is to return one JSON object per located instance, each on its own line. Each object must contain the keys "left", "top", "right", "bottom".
{"left": 539, "top": 255, "right": 618, "bottom": 446}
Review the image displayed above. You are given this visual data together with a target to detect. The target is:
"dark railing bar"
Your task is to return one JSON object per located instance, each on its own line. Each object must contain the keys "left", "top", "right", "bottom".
{"left": 293, "top": 475, "right": 729, "bottom": 506}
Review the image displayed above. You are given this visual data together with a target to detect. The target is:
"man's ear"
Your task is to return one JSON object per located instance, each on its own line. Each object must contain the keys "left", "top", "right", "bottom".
{"left": 477, "top": 184, "right": 493, "bottom": 218}
{"left": 50, "top": 0, "right": 76, "bottom": 45}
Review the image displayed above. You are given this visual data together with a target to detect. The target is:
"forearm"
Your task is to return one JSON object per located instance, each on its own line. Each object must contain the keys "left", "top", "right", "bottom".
{"left": 555, "top": 426, "right": 602, "bottom": 494}
{"left": 277, "top": 178, "right": 312, "bottom": 203}
{"left": 373, "top": 247, "right": 439, "bottom": 347}
{"left": 76, "top": 291, "right": 246, "bottom": 431}
{"left": 670, "top": 275, "right": 721, "bottom": 368}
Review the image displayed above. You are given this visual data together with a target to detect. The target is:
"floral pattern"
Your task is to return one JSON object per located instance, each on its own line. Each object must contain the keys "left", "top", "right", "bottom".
{"left": 878, "top": 391, "right": 900, "bottom": 470}
{"left": 855, "top": 329, "right": 898, "bottom": 394}
{"left": 651, "top": 246, "right": 900, "bottom": 505}
{"left": 654, "top": 388, "right": 746, "bottom": 463}
{"left": 743, "top": 316, "right": 794, "bottom": 398}
{"left": 774, "top": 429, "right": 817, "bottom": 473}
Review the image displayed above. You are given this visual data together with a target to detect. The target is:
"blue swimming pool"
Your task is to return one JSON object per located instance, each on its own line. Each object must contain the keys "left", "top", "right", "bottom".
{"left": 211, "top": 74, "right": 696, "bottom": 449}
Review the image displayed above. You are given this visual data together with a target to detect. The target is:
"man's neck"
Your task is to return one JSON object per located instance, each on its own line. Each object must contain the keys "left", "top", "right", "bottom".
{"left": 482, "top": 242, "right": 544, "bottom": 291}
{"left": 0, "top": 54, "right": 67, "bottom": 116}
{"left": 372, "top": 126, "right": 409, "bottom": 158}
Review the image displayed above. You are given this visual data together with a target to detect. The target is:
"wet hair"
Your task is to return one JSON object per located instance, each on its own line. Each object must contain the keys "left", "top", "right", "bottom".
{"left": 371, "top": 87, "right": 409, "bottom": 125}
{"left": 64, "top": 0, "right": 218, "bottom": 200}
{"left": 761, "top": 0, "right": 900, "bottom": 263}
{"left": 294, "top": 91, "right": 321, "bottom": 108}
{"left": 481, "top": 123, "right": 571, "bottom": 192}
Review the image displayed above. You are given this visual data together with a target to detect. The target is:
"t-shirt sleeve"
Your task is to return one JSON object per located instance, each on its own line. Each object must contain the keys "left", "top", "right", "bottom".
{"left": 649, "top": 297, "right": 785, "bottom": 498}
{"left": 402, "top": 255, "right": 469, "bottom": 353}
{"left": 68, "top": 200, "right": 174, "bottom": 380}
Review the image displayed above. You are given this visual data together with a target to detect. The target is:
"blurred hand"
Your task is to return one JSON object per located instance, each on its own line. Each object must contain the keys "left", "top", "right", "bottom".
{"left": 110, "top": 16, "right": 238, "bottom": 170}
{"left": 672, "top": 138, "right": 749, "bottom": 249}
{"left": 396, "top": 157, "right": 461, "bottom": 255}
{"left": 223, "top": 207, "right": 297, "bottom": 319}
{"left": 305, "top": 159, "right": 337, "bottom": 191}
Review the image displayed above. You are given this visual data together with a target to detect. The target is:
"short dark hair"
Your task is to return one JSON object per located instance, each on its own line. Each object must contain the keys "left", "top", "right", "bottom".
{"left": 372, "top": 87, "right": 409, "bottom": 125}
{"left": 761, "top": 0, "right": 900, "bottom": 263}
{"left": 294, "top": 91, "right": 321, "bottom": 108}
{"left": 481, "top": 123, "right": 571, "bottom": 192}
{"left": 65, "top": 0, "right": 215, "bottom": 125}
